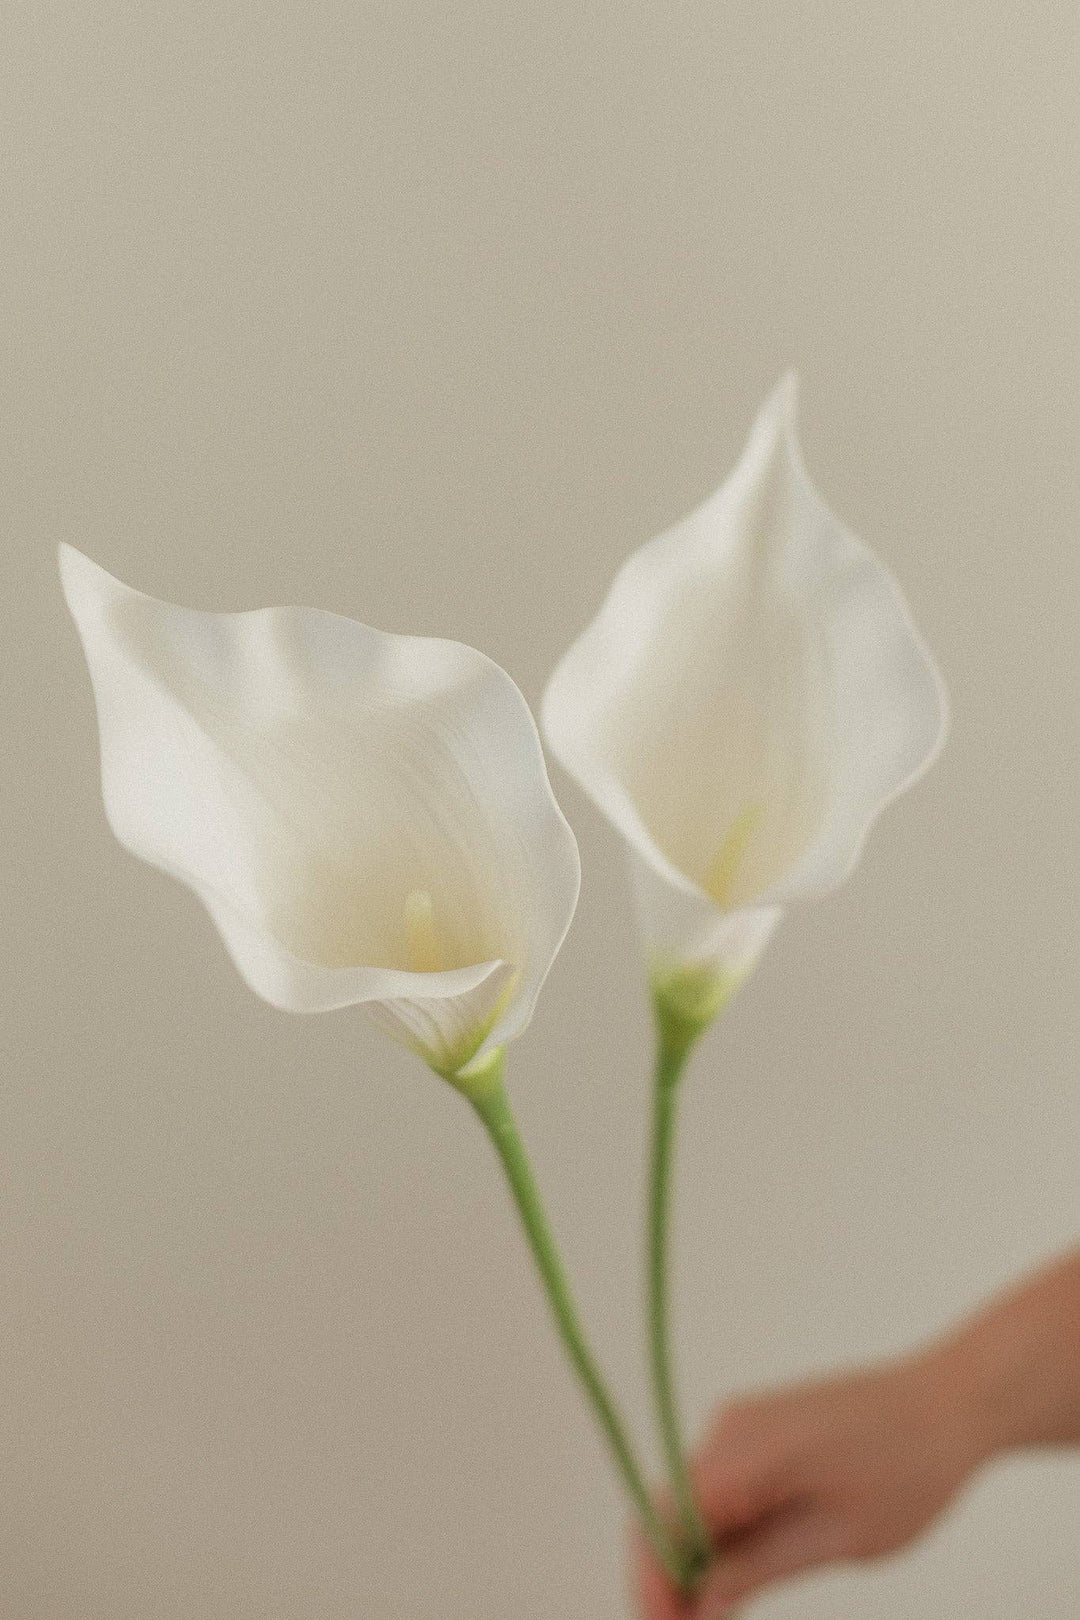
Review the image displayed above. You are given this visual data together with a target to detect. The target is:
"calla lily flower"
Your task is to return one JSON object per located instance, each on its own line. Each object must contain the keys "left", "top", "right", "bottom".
{"left": 542, "top": 378, "right": 946, "bottom": 1023}
{"left": 61, "top": 546, "right": 580, "bottom": 1084}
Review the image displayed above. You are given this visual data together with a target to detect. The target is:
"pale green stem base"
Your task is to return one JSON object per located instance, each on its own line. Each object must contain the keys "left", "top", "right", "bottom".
{"left": 464, "top": 1053, "right": 691, "bottom": 1590}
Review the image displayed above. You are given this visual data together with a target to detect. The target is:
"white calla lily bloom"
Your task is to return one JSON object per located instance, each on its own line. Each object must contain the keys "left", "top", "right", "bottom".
{"left": 61, "top": 547, "right": 580, "bottom": 1083}
{"left": 542, "top": 378, "right": 946, "bottom": 1024}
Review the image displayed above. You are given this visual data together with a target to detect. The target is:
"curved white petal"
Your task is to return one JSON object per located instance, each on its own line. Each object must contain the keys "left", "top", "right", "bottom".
{"left": 627, "top": 850, "right": 782, "bottom": 979}
{"left": 61, "top": 546, "right": 579, "bottom": 1074}
{"left": 542, "top": 377, "right": 946, "bottom": 978}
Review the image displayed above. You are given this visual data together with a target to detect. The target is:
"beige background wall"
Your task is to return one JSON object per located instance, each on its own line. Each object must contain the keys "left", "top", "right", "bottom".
{"left": 3, "top": 3, "right": 1078, "bottom": 1616}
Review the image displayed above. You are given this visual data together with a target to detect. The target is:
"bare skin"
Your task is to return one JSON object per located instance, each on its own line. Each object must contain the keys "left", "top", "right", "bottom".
{"left": 633, "top": 1249, "right": 1080, "bottom": 1618}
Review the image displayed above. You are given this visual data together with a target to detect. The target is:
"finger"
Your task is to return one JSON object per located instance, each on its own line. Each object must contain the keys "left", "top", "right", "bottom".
{"left": 693, "top": 1512, "right": 852, "bottom": 1617}
{"left": 630, "top": 1525, "right": 691, "bottom": 1620}
{"left": 690, "top": 1453, "right": 789, "bottom": 1543}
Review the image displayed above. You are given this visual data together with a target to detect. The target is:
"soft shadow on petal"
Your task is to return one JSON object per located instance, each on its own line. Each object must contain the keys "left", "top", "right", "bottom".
{"left": 627, "top": 850, "right": 782, "bottom": 981}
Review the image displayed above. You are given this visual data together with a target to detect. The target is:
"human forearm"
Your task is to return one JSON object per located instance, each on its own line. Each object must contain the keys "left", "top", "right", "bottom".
{"left": 929, "top": 1248, "right": 1080, "bottom": 1461}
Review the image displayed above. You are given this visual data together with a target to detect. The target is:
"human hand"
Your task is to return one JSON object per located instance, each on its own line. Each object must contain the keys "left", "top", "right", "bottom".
{"left": 633, "top": 1350, "right": 991, "bottom": 1617}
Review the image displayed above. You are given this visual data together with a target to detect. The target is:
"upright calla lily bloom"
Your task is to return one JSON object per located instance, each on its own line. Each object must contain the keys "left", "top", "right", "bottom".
{"left": 61, "top": 546, "right": 580, "bottom": 1084}
{"left": 542, "top": 378, "right": 946, "bottom": 1020}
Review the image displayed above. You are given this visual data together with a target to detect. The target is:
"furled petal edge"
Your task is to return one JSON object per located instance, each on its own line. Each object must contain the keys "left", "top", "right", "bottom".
{"left": 60, "top": 545, "right": 579, "bottom": 1075}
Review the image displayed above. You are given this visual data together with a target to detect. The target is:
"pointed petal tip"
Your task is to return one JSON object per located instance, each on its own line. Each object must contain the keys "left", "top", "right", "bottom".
{"left": 57, "top": 541, "right": 101, "bottom": 578}
{"left": 58, "top": 545, "right": 126, "bottom": 621}
{"left": 58, "top": 543, "right": 96, "bottom": 620}
{"left": 57, "top": 541, "right": 88, "bottom": 593}
{"left": 766, "top": 369, "right": 800, "bottom": 430}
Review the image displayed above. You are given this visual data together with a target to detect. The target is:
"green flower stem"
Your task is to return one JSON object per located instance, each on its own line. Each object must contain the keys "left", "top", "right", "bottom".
{"left": 648, "top": 1032, "right": 711, "bottom": 1570}
{"left": 646, "top": 965, "right": 739, "bottom": 1578}
{"left": 464, "top": 1052, "right": 691, "bottom": 1591}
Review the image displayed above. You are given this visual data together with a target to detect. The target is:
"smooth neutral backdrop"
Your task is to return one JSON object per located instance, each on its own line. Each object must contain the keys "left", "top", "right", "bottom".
{"left": 4, "top": 4, "right": 1078, "bottom": 1616}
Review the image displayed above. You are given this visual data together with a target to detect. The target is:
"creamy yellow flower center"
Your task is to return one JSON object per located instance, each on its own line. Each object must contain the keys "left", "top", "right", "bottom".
{"left": 703, "top": 800, "right": 763, "bottom": 908}
{"left": 404, "top": 888, "right": 446, "bottom": 973}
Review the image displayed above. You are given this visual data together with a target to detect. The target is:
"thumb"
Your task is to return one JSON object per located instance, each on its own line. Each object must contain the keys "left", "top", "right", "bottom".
{"left": 691, "top": 1457, "right": 788, "bottom": 1543}
{"left": 693, "top": 1511, "right": 853, "bottom": 1617}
